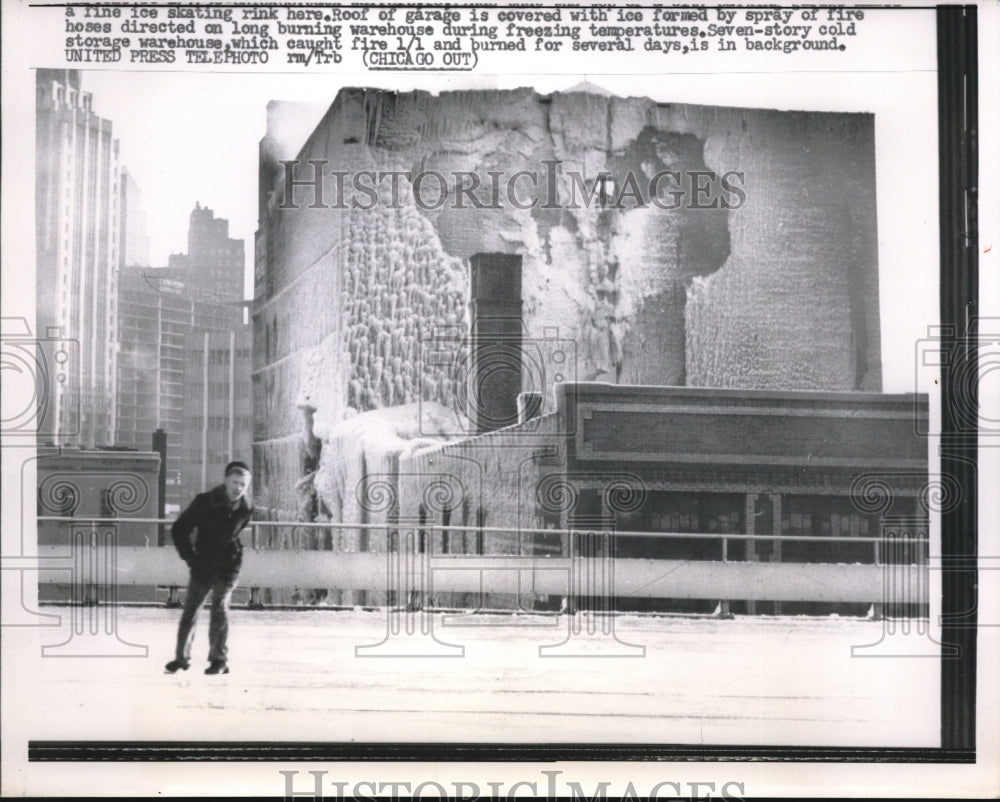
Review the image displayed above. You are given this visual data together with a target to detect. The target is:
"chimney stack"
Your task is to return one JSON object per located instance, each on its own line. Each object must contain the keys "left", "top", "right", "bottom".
{"left": 468, "top": 253, "right": 523, "bottom": 433}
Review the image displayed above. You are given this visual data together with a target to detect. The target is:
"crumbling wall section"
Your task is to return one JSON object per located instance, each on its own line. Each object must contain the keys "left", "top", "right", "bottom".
{"left": 648, "top": 103, "right": 882, "bottom": 391}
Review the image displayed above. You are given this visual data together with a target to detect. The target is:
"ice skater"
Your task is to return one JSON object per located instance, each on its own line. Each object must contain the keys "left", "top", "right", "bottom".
{"left": 164, "top": 461, "right": 253, "bottom": 676}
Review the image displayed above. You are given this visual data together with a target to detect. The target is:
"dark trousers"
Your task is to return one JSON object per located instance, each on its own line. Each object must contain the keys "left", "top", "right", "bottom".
{"left": 175, "top": 568, "right": 239, "bottom": 663}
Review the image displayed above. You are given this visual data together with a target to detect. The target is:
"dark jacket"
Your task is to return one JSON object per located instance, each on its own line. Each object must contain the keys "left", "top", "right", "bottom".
{"left": 171, "top": 485, "right": 253, "bottom": 576}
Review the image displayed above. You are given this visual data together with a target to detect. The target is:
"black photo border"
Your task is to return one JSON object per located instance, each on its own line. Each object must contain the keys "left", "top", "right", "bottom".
{"left": 25, "top": 2, "right": 980, "bottom": 766}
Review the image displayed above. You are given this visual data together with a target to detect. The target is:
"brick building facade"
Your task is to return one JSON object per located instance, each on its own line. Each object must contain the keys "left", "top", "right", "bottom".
{"left": 253, "top": 88, "right": 882, "bottom": 517}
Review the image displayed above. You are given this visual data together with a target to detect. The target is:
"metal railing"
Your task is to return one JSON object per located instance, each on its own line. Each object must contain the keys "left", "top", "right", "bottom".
{"left": 31, "top": 515, "right": 930, "bottom": 615}
{"left": 36, "top": 515, "right": 929, "bottom": 563}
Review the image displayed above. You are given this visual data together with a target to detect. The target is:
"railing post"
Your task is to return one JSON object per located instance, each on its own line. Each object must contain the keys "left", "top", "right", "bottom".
{"left": 718, "top": 535, "right": 733, "bottom": 619}
{"left": 246, "top": 521, "right": 263, "bottom": 609}
{"left": 412, "top": 523, "right": 429, "bottom": 611}
{"left": 872, "top": 537, "right": 883, "bottom": 620}
{"left": 770, "top": 494, "right": 783, "bottom": 616}
{"left": 744, "top": 493, "right": 758, "bottom": 616}
{"left": 565, "top": 530, "right": 577, "bottom": 615}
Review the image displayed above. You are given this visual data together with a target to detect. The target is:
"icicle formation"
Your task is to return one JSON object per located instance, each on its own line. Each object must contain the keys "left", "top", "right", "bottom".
{"left": 341, "top": 200, "right": 468, "bottom": 414}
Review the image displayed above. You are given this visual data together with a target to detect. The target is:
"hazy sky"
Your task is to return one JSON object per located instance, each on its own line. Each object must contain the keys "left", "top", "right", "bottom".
{"left": 78, "top": 45, "right": 939, "bottom": 393}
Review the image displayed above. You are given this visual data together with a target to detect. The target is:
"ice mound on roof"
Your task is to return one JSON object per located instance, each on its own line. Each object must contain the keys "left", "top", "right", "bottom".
{"left": 313, "top": 401, "right": 467, "bottom": 525}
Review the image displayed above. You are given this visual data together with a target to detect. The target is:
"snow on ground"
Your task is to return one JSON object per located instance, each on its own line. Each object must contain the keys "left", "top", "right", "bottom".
{"left": 15, "top": 607, "right": 939, "bottom": 747}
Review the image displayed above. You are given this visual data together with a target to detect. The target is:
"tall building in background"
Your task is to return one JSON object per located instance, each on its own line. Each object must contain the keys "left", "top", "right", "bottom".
{"left": 180, "top": 328, "right": 253, "bottom": 505}
{"left": 119, "top": 168, "right": 150, "bottom": 268}
{"left": 116, "top": 206, "right": 250, "bottom": 511}
{"left": 167, "top": 203, "right": 245, "bottom": 304}
{"left": 35, "top": 68, "right": 120, "bottom": 447}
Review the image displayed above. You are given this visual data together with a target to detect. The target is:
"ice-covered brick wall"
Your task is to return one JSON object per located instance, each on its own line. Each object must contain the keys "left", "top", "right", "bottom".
{"left": 397, "top": 411, "right": 563, "bottom": 610}
{"left": 254, "top": 100, "right": 471, "bottom": 512}
{"left": 341, "top": 202, "right": 468, "bottom": 414}
{"left": 254, "top": 87, "right": 881, "bottom": 516}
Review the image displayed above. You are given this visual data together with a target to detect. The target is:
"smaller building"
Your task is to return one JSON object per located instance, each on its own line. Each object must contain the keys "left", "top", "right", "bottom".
{"left": 115, "top": 204, "right": 250, "bottom": 512}
{"left": 116, "top": 265, "right": 249, "bottom": 511}
{"left": 36, "top": 447, "right": 161, "bottom": 603}
{"left": 171, "top": 203, "right": 246, "bottom": 304}
{"left": 398, "top": 382, "right": 929, "bottom": 615}
{"left": 263, "top": 252, "right": 929, "bottom": 616}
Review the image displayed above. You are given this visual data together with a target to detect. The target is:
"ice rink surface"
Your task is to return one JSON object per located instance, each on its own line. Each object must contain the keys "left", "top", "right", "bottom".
{"left": 15, "top": 606, "right": 940, "bottom": 747}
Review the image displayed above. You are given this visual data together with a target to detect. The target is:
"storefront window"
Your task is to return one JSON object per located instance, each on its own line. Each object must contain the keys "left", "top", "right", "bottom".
{"left": 614, "top": 492, "right": 744, "bottom": 561}
{"left": 780, "top": 495, "right": 919, "bottom": 565}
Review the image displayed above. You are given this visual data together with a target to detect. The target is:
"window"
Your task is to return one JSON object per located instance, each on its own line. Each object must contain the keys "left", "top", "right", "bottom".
{"left": 614, "top": 491, "right": 744, "bottom": 562}
{"left": 780, "top": 496, "right": 886, "bottom": 564}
